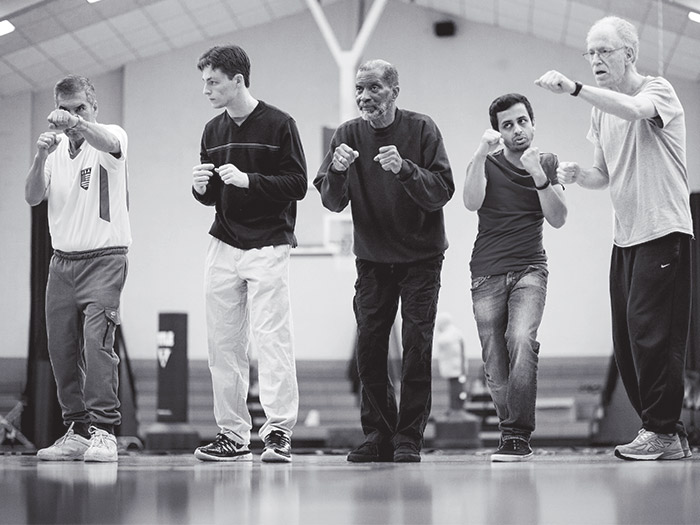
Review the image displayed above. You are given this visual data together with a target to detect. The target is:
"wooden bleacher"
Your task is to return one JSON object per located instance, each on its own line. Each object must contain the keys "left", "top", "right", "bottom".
{"left": 130, "top": 356, "right": 609, "bottom": 447}
{"left": 0, "top": 356, "right": 610, "bottom": 449}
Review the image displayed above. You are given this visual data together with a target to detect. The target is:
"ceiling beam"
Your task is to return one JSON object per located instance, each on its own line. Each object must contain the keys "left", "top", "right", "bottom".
{"left": 0, "top": 0, "right": 52, "bottom": 20}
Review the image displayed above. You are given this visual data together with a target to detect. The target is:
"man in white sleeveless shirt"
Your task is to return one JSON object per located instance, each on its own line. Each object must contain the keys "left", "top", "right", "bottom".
{"left": 25, "top": 75, "right": 130, "bottom": 463}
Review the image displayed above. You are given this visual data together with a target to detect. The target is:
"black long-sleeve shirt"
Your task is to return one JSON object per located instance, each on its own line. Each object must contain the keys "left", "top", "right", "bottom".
{"left": 314, "top": 109, "right": 454, "bottom": 263}
{"left": 193, "top": 101, "right": 307, "bottom": 249}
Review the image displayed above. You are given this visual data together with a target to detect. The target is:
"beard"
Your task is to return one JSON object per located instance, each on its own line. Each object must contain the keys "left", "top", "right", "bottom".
{"left": 359, "top": 100, "right": 390, "bottom": 122}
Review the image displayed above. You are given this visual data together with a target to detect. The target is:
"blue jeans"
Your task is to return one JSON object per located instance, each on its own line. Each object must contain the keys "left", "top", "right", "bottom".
{"left": 471, "top": 265, "right": 548, "bottom": 439}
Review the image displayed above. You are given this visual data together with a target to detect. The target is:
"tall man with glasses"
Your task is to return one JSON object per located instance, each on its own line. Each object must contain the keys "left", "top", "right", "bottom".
{"left": 536, "top": 16, "right": 693, "bottom": 461}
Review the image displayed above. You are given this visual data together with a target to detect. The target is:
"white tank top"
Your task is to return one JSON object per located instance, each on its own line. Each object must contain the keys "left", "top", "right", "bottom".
{"left": 45, "top": 124, "right": 131, "bottom": 252}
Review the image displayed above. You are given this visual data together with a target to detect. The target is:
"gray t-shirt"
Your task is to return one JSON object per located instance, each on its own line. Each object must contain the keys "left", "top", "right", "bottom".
{"left": 587, "top": 76, "right": 692, "bottom": 247}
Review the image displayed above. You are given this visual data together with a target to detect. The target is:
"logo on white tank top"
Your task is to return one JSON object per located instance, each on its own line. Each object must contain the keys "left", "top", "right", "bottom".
{"left": 80, "top": 167, "right": 92, "bottom": 190}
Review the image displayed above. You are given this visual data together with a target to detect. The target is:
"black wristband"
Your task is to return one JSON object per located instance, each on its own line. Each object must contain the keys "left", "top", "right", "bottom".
{"left": 571, "top": 81, "right": 583, "bottom": 97}
{"left": 535, "top": 178, "right": 551, "bottom": 190}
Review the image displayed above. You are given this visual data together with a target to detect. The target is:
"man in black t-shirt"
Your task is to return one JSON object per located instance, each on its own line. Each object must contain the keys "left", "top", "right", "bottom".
{"left": 463, "top": 93, "right": 567, "bottom": 462}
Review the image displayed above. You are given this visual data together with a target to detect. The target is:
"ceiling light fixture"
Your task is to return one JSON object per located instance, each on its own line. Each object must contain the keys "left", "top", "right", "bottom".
{"left": 689, "top": 11, "right": 700, "bottom": 22}
{"left": 0, "top": 19, "right": 15, "bottom": 36}
{"left": 87, "top": 0, "right": 103, "bottom": 3}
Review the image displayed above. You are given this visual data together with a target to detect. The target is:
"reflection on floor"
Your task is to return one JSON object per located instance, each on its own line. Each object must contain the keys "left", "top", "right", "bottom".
{"left": 0, "top": 449, "right": 698, "bottom": 525}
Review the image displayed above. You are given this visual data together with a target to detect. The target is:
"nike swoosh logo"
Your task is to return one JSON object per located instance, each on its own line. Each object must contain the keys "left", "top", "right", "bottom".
{"left": 661, "top": 263, "right": 671, "bottom": 269}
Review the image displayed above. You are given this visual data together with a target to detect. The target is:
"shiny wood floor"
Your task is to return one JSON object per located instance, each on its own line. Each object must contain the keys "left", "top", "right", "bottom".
{"left": 1, "top": 449, "right": 699, "bottom": 525}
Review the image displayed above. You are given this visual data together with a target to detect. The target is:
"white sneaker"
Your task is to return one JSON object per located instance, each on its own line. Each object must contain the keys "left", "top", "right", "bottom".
{"left": 36, "top": 423, "right": 90, "bottom": 461}
{"left": 680, "top": 434, "right": 693, "bottom": 458}
{"left": 84, "top": 426, "right": 118, "bottom": 463}
{"left": 615, "top": 429, "right": 684, "bottom": 461}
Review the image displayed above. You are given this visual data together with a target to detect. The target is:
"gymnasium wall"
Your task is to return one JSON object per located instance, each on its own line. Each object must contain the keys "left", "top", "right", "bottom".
{"left": 2, "top": 0, "right": 699, "bottom": 363}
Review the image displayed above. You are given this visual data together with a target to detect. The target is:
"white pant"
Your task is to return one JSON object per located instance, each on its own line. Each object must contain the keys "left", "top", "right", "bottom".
{"left": 204, "top": 238, "right": 298, "bottom": 444}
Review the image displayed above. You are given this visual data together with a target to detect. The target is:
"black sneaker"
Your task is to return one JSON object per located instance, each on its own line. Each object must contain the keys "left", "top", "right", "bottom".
{"left": 194, "top": 433, "right": 252, "bottom": 462}
{"left": 261, "top": 430, "right": 292, "bottom": 463}
{"left": 347, "top": 440, "right": 394, "bottom": 463}
{"left": 393, "top": 442, "right": 421, "bottom": 463}
{"left": 491, "top": 436, "right": 533, "bottom": 462}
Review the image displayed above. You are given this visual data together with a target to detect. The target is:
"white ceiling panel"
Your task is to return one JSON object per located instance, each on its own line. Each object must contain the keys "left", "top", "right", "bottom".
{"left": 37, "top": 33, "right": 82, "bottom": 56}
{"left": 0, "top": 0, "right": 697, "bottom": 99}
{"left": 533, "top": 0, "right": 569, "bottom": 16}
{"left": 143, "top": 0, "right": 188, "bottom": 21}
{"left": 72, "top": 20, "right": 118, "bottom": 44}
{"left": 188, "top": 2, "right": 234, "bottom": 26}
{"left": 234, "top": 7, "right": 272, "bottom": 27}
{"left": 52, "top": 48, "right": 100, "bottom": 73}
{"left": 132, "top": 39, "right": 173, "bottom": 60}
{"left": 532, "top": 11, "right": 567, "bottom": 43}
{"left": 459, "top": 5, "right": 494, "bottom": 25}
{"left": 22, "top": 59, "right": 64, "bottom": 82}
{"left": 266, "top": 0, "right": 308, "bottom": 19}
{"left": 108, "top": 10, "right": 154, "bottom": 34}
{"left": 3, "top": 45, "right": 47, "bottom": 69}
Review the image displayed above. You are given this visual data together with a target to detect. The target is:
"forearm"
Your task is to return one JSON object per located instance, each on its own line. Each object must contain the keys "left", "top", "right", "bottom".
{"left": 397, "top": 160, "right": 454, "bottom": 213}
{"left": 577, "top": 83, "right": 656, "bottom": 121}
{"left": 313, "top": 158, "right": 350, "bottom": 212}
{"left": 538, "top": 185, "right": 568, "bottom": 228}
{"left": 463, "top": 156, "right": 487, "bottom": 211}
{"left": 249, "top": 170, "right": 308, "bottom": 202}
{"left": 73, "top": 118, "right": 121, "bottom": 154}
{"left": 577, "top": 166, "right": 609, "bottom": 189}
{"left": 25, "top": 155, "right": 48, "bottom": 206}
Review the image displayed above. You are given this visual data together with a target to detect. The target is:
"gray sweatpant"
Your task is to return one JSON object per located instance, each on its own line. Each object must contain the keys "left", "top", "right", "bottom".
{"left": 45, "top": 247, "right": 128, "bottom": 428}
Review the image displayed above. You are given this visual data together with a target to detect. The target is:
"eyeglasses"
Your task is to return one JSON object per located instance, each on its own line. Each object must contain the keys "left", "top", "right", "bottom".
{"left": 582, "top": 47, "right": 625, "bottom": 62}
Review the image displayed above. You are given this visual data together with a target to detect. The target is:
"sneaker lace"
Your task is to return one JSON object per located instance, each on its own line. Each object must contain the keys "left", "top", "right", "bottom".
{"left": 266, "top": 431, "right": 290, "bottom": 448}
{"left": 503, "top": 436, "right": 530, "bottom": 451}
{"left": 89, "top": 427, "right": 111, "bottom": 447}
{"left": 56, "top": 422, "right": 77, "bottom": 446}
{"left": 213, "top": 433, "right": 241, "bottom": 453}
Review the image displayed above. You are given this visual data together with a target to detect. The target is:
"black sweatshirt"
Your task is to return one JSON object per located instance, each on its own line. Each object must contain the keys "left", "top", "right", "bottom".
{"left": 193, "top": 101, "right": 307, "bottom": 249}
{"left": 314, "top": 109, "right": 454, "bottom": 263}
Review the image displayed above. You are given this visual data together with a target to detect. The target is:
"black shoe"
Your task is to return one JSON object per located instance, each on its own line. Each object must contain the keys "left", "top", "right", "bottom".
{"left": 261, "top": 430, "right": 292, "bottom": 463}
{"left": 491, "top": 436, "right": 533, "bottom": 462}
{"left": 194, "top": 433, "right": 252, "bottom": 462}
{"left": 393, "top": 442, "right": 421, "bottom": 463}
{"left": 347, "top": 440, "right": 394, "bottom": 463}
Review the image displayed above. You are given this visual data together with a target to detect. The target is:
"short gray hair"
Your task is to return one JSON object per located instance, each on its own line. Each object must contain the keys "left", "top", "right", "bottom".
{"left": 358, "top": 59, "right": 399, "bottom": 88}
{"left": 587, "top": 16, "right": 639, "bottom": 63}
{"left": 54, "top": 75, "right": 97, "bottom": 107}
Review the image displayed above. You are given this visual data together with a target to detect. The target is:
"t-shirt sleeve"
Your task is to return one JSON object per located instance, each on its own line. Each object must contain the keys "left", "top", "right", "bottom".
{"left": 103, "top": 124, "right": 128, "bottom": 164}
{"left": 586, "top": 109, "right": 600, "bottom": 148}
{"left": 641, "top": 77, "right": 683, "bottom": 129}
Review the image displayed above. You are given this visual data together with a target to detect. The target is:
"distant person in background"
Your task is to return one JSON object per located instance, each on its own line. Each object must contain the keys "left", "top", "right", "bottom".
{"left": 25, "top": 75, "right": 130, "bottom": 463}
{"left": 315, "top": 59, "right": 454, "bottom": 463}
{"left": 536, "top": 16, "right": 693, "bottom": 460}
{"left": 192, "top": 44, "right": 307, "bottom": 463}
{"left": 463, "top": 93, "right": 567, "bottom": 462}
{"left": 434, "top": 313, "right": 469, "bottom": 414}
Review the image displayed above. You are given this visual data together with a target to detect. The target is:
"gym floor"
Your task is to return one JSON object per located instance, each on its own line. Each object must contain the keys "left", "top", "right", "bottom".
{"left": 1, "top": 448, "right": 698, "bottom": 525}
